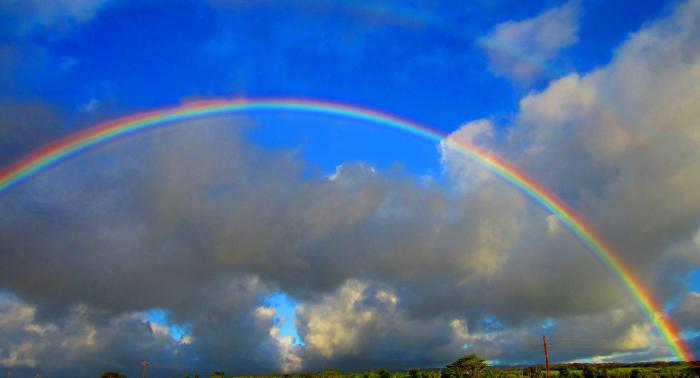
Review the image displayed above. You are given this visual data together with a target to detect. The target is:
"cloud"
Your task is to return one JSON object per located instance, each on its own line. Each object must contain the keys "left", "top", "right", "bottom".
{"left": 451, "top": 0, "right": 700, "bottom": 281}
{"left": 80, "top": 97, "right": 101, "bottom": 113}
{"left": 443, "top": 0, "right": 700, "bottom": 359}
{"left": 0, "top": 294, "right": 187, "bottom": 376}
{"left": 479, "top": 2, "right": 580, "bottom": 83}
{"left": 296, "top": 279, "right": 472, "bottom": 371}
{"left": 440, "top": 119, "right": 498, "bottom": 191}
{"left": 0, "top": 98, "right": 66, "bottom": 165}
{"left": 0, "top": 118, "right": 528, "bottom": 374}
{"left": 672, "top": 292, "right": 700, "bottom": 331}
{"left": 0, "top": 1, "right": 110, "bottom": 97}
{"left": 0, "top": 0, "right": 112, "bottom": 38}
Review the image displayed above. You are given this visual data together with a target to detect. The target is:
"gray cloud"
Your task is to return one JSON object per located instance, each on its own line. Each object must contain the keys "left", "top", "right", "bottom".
{"left": 0, "top": 99, "right": 66, "bottom": 164}
{"left": 0, "top": 118, "right": 529, "bottom": 374}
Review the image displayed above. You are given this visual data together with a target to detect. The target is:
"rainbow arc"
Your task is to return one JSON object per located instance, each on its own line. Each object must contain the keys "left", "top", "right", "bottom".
{"left": 0, "top": 98, "right": 692, "bottom": 361}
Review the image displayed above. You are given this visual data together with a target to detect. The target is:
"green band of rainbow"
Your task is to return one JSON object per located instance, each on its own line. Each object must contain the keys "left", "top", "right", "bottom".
{"left": 0, "top": 98, "right": 692, "bottom": 361}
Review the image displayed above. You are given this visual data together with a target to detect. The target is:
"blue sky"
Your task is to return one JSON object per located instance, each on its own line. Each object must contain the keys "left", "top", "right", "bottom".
{"left": 1, "top": 0, "right": 675, "bottom": 167}
{"left": 0, "top": 0, "right": 678, "bottom": 185}
{"left": 2, "top": 0, "right": 700, "bottom": 376}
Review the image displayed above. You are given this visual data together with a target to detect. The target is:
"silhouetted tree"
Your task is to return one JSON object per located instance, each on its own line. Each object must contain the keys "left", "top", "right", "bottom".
{"left": 442, "top": 354, "right": 489, "bottom": 378}
{"left": 101, "top": 372, "right": 127, "bottom": 378}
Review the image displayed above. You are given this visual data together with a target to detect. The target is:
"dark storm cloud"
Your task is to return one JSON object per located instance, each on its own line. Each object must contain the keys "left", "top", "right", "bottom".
{"left": 0, "top": 111, "right": 680, "bottom": 374}
{"left": 0, "top": 115, "right": 521, "bottom": 311}
{"left": 0, "top": 118, "right": 528, "bottom": 374}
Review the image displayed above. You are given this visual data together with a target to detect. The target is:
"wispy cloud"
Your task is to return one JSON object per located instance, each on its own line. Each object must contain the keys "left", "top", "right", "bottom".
{"left": 479, "top": 2, "right": 580, "bottom": 84}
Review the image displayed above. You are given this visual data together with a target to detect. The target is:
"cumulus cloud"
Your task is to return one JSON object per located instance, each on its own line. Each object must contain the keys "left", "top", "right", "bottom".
{"left": 0, "top": 294, "right": 188, "bottom": 377}
{"left": 297, "top": 279, "right": 473, "bottom": 371}
{"left": 454, "top": 0, "right": 700, "bottom": 271}
{"left": 479, "top": 2, "right": 580, "bottom": 83}
{"left": 442, "top": 0, "right": 700, "bottom": 361}
{"left": 440, "top": 119, "right": 498, "bottom": 191}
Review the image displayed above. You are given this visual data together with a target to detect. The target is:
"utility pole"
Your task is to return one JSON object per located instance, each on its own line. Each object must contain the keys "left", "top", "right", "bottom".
{"left": 542, "top": 336, "right": 550, "bottom": 378}
{"left": 140, "top": 360, "right": 150, "bottom": 378}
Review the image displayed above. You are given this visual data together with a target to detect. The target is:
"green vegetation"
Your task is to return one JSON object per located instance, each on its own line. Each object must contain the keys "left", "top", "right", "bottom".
{"left": 102, "top": 357, "right": 700, "bottom": 378}
{"left": 441, "top": 354, "right": 490, "bottom": 378}
{"left": 100, "top": 373, "right": 128, "bottom": 378}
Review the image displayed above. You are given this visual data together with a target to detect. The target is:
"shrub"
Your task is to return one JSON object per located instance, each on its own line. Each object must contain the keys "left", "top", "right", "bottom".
{"left": 442, "top": 354, "right": 490, "bottom": 378}
{"left": 582, "top": 366, "right": 596, "bottom": 378}
{"left": 101, "top": 372, "right": 127, "bottom": 378}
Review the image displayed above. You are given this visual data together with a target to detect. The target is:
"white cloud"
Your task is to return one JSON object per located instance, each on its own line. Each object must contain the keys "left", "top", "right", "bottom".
{"left": 440, "top": 119, "right": 497, "bottom": 191}
{"left": 617, "top": 323, "right": 651, "bottom": 350}
{"left": 270, "top": 327, "right": 303, "bottom": 373}
{"left": 442, "top": 0, "right": 700, "bottom": 361}
{"left": 13, "top": 0, "right": 112, "bottom": 34}
{"left": 58, "top": 56, "right": 79, "bottom": 71}
{"left": 480, "top": 2, "right": 580, "bottom": 83}
{"left": 255, "top": 306, "right": 303, "bottom": 372}
{"left": 297, "top": 280, "right": 377, "bottom": 359}
{"left": 546, "top": 214, "right": 560, "bottom": 236}
{"left": 449, "top": 0, "right": 700, "bottom": 275}
{"left": 80, "top": 97, "right": 100, "bottom": 113}
{"left": 296, "top": 279, "right": 480, "bottom": 371}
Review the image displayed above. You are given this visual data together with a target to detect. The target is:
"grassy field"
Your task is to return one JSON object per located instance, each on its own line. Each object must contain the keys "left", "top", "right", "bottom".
{"left": 97, "top": 359, "right": 699, "bottom": 377}
{"left": 196, "top": 361, "right": 699, "bottom": 378}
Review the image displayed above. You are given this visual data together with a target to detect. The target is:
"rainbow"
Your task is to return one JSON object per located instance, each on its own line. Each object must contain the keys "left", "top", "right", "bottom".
{"left": 0, "top": 98, "right": 693, "bottom": 361}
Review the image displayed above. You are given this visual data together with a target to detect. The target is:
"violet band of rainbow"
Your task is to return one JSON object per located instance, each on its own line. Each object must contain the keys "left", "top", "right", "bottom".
{"left": 0, "top": 98, "right": 693, "bottom": 362}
